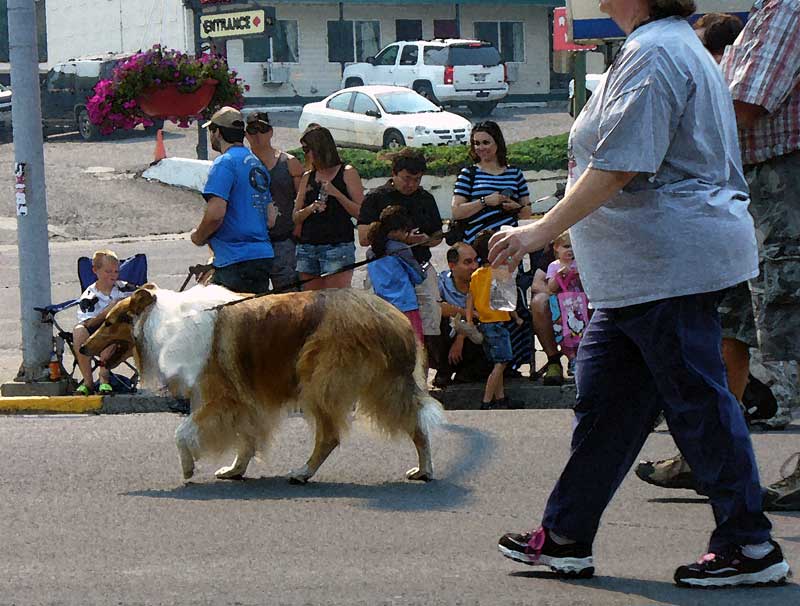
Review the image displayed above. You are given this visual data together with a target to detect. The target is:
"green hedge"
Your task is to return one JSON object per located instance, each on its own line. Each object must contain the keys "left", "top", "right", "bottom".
{"left": 290, "top": 133, "right": 568, "bottom": 179}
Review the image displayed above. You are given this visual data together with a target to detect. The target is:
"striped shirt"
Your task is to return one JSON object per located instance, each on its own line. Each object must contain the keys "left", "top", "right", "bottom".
{"left": 453, "top": 166, "right": 530, "bottom": 244}
{"left": 720, "top": 0, "right": 800, "bottom": 165}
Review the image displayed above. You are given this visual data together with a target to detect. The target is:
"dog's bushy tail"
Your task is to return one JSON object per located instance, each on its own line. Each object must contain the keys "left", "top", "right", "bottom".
{"left": 413, "top": 342, "right": 445, "bottom": 436}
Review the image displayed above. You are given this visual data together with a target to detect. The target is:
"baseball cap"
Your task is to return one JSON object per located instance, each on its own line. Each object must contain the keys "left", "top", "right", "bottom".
{"left": 246, "top": 111, "right": 271, "bottom": 128}
{"left": 202, "top": 106, "right": 244, "bottom": 129}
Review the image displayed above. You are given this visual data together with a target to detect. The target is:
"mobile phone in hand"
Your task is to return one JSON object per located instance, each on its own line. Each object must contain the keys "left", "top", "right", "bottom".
{"left": 500, "top": 188, "right": 515, "bottom": 199}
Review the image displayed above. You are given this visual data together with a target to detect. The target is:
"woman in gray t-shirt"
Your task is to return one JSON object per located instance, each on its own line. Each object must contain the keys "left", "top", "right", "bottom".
{"left": 489, "top": 0, "right": 789, "bottom": 589}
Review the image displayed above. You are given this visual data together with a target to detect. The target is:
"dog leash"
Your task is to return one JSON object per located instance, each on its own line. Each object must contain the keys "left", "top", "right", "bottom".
{"left": 177, "top": 236, "right": 438, "bottom": 311}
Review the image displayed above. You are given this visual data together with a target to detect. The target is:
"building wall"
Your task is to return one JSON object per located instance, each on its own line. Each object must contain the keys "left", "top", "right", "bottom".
{"left": 233, "top": 3, "right": 552, "bottom": 101}
{"left": 45, "top": 0, "right": 189, "bottom": 63}
{"left": 40, "top": 1, "right": 554, "bottom": 102}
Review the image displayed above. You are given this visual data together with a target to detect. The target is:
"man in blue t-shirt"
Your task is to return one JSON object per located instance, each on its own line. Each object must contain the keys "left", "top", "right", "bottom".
{"left": 190, "top": 106, "right": 275, "bottom": 293}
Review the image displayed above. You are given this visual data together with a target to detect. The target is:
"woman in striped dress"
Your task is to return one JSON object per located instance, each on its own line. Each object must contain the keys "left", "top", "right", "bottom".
{"left": 450, "top": 121, "right": 532, "bottom": 245}
{"left": 451, "top": 121, "right": 533, "bottom": 373}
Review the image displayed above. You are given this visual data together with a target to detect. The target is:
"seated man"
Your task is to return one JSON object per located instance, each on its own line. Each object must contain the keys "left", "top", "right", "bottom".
{"left": 430, "top": 242, "right": 492, "bottom": 387}
{"left": 73, "top": 249, "right": 135, "bottom": 395}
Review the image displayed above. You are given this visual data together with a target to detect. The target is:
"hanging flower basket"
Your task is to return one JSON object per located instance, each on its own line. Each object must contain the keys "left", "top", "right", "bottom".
{"left": 137, "top": 78, "right": 219, "bottom": 118}
{"left": 86, "top": 45, "right": 247, "bottom": 135}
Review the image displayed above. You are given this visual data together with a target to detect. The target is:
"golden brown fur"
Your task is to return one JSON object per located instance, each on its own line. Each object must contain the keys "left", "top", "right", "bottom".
{"left": 84, "top": 285, "right": 443, "bottom": 483}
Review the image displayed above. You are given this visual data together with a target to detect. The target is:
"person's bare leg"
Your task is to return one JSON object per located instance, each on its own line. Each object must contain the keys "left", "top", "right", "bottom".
{"left": 532, "top": 293, "right": 559, "bottom": 357}
{"left": 483, "top": 364, "right": 503, "bottom": 405}
{"left": 72, "top": 326, "right": 94, "bottom": 388}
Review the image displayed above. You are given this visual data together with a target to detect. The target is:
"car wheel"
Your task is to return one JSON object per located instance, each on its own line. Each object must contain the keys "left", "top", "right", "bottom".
{"left": 77, "top": 108, "right": 100, "bottom": 141}
{"left": 344, "top": 77, "right": 363, "bottom": 88}
{"left": 383, "top": 129, "right": 406, "bottom": 150}
{"left": 467, "top": 101, "right": 498, "bottom": 118}
{"left": 413, "top": 82, "right": 439, "bottom": 104}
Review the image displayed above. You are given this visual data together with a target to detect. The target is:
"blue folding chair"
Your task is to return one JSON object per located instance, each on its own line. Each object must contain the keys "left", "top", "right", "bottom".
{"left": 35, "top": 253, "right": 148, "bottom": 393}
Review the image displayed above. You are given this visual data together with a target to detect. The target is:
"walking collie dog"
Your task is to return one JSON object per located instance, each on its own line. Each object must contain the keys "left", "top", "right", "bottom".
{"left": 82, "top": 284, "right": 444, "bottom": 483}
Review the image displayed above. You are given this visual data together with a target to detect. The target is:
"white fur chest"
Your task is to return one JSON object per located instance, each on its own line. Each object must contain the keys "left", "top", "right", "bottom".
{"left": 134, "top": 285, "right": 242, "bottom": 393}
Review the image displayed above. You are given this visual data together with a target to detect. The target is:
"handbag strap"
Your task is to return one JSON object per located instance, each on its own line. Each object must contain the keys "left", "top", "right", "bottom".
{"left": 555, "top": 268, "right": 577, "bottom": 293}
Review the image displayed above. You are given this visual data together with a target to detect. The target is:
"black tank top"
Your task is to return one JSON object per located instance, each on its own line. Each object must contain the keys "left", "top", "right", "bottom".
{"left": 299, "top": 166, "right": 355, "bottom": 245}
{"left": 268, "top": 152, "right": 296, "bottom": 241}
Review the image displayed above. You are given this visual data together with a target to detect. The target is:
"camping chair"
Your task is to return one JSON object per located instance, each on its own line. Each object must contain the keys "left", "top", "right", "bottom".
{"left": 34, "top": 253, "right": 148, "bottom": 393}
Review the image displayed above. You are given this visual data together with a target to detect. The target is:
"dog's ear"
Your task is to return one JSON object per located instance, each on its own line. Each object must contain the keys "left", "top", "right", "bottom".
{"left": 128, "top": 288, "right": 157, "bottom": 315}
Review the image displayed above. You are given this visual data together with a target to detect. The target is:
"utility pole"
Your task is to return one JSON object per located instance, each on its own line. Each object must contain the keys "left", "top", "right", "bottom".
{"left": 184, "top": 0, "right": 208, "bottom": 160}
{"left": 7, "top": 0, "right": 53, "bottom": 383}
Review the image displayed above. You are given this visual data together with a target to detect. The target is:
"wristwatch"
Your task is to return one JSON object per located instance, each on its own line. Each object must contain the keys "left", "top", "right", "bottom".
{"left": 480, "top": 196, "right": 486, "bottom": 206}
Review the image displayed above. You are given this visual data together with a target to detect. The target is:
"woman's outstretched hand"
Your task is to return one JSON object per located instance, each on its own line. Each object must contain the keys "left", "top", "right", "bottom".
{"left": 488, "top": 223, "right": 549, "bottom": 269}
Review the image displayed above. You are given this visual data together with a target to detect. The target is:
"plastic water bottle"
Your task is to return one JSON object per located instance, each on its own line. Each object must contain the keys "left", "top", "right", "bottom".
{"left": 49, "top": 351, "right": 61, "bottom": 381}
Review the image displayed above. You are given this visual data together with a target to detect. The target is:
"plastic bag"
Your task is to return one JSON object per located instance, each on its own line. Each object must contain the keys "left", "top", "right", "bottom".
{"left": 490, "top": 266, "right": 517, "bottom": 312}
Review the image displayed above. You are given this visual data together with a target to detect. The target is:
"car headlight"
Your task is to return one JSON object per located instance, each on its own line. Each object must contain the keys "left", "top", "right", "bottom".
{"left": 414, "top": 126, "right": 431, "bottom": 136}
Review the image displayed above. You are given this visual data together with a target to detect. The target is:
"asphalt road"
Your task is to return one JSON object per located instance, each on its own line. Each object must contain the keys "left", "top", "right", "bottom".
{"left": 1, "top": 410, "right": 798, "bottom": 605}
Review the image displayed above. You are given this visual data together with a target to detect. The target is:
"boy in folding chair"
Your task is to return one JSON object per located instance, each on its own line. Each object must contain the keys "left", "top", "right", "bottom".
{"left": 73, "top": 249, "right": 135, "bottom": 395}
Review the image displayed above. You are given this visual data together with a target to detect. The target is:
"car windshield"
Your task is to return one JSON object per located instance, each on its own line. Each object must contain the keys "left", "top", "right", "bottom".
{"left": 375, "top": 91, "right": 440, "bottom": 114}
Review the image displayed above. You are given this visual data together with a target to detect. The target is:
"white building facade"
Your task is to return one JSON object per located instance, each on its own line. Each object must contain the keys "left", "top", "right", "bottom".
{"left": 39, "top": 0, "right": 563, "bottom": 104}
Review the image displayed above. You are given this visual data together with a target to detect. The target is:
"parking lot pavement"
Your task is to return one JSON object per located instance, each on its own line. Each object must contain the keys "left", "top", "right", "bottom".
{"left": 0, "top": 105, "right": 572, "bottom": 247}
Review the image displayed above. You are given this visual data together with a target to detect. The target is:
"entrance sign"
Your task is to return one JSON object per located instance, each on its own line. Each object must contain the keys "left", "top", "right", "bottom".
{"left": 200, "top": 10, "right": 271, "bottom": 38}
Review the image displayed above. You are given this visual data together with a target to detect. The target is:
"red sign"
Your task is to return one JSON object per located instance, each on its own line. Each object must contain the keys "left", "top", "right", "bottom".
{"left": 553, "top": 8, "right": 597, "bottom": 52}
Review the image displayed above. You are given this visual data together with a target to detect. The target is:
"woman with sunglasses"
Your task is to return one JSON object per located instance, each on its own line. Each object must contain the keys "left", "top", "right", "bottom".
{"left": 450, "top": 121, "right": 532, "bottom": 245}
{"left": 292, "top": 126, "right": 365, "bottom": 290}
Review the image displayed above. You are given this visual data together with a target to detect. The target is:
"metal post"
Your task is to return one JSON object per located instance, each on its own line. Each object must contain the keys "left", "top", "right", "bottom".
{"left": 8, "top": 0, "right": 53, "bottom": 382}
{"left": 191, "top": 3, "right": 208, "bottom": 160}
{"left": 573, "top": 50, "right": 587, "bottom": 117}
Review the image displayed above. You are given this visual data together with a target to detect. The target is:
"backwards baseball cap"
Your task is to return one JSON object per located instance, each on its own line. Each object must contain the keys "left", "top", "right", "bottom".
{"left": 202, "top": 106, "right": 244, "bottom": 130}
{"left": 246, "top": 111, "right": 271, "bottom": 128}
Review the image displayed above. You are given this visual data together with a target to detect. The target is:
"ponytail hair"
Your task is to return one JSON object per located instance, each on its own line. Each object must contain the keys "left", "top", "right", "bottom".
{"left": 366, "top": 205, "right": 414, "bottom": 257}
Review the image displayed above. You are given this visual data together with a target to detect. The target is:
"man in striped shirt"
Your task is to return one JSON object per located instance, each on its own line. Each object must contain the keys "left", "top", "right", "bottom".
{"left": 719, "top": 0, "right": 800, "bottom": 510}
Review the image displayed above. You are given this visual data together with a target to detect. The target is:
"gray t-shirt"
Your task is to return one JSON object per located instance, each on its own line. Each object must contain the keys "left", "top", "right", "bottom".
{"left": 568, "top": 17, "right": 758, "bottom": 309}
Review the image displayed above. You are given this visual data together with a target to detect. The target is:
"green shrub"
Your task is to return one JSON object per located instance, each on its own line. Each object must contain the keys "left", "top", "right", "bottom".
{"left": 290, "top": 133, "right": 568, "bottom": 179}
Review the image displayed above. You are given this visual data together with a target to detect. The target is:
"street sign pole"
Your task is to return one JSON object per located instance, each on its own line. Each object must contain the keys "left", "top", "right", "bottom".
{"left": 7, "top": 0, "right": 53, "bottom": 383}
{"left": 573, "top": 51, "right": 587, "bottom": 116}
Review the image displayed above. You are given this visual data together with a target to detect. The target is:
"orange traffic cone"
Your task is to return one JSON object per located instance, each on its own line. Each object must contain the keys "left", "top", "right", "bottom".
{"left": 151, "top": 128, "right": 167, "bottom": 165}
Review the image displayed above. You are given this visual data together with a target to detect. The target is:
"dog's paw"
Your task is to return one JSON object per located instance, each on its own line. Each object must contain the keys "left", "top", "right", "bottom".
{"left": 215, "top": 465, "right": 245, "bottom": 481}
{"left": 406, "top": 467, "right": 433, "bottom": 482}
{"left": 182, "top": 466, "right": 195, "bottom": 481}
{"left": 287, "top": 467, "right": 311, "bottom": 484}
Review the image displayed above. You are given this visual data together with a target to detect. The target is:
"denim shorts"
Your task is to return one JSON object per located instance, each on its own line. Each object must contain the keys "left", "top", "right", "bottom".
{"left": 295, "top": 242, "right": 355, "bottom": 276}
{"left": 479, "top": 322, "right": 513, "bottom": 364}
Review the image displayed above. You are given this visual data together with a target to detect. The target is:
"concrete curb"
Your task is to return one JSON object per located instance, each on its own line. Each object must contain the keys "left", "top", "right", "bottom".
{"left": 0, "top": 381, "right": 575, "bottom": 415}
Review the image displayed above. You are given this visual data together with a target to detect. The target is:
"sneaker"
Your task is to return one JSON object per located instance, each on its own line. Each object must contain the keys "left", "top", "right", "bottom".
{"left": 432, "top": 372, "right": 452, "bottom": 389}
{"left": 542, "top": 362, "right": 564, "bottom": 386}
{"left": 763, "top": 452, "right": 800, "bottom": 511}
{"left": 97, "top": 382, "right": 113, "bottom": 394}
{"left": 674, "top": 541, "right": 790, "bottom": 588}
{"left": 498, "top": 527, "right": 594, "bottom": 578}
{"left": 494, "top": 396, "right": 525, "bottom": 410}
{"left": 480, "top": 400, "right": 496, "bottom": 410}
{"left": 74, "top": 384, "right": 91, "bottom": 396}
{"left": 635, "top": 453, "right": 699, "bottom": 491}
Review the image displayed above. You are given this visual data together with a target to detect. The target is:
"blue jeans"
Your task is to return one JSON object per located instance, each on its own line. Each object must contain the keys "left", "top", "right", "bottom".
{"left": 295, "top": 242, "right": 355, "bottom": 276}
{"left": 479, "top": 322, "right": 513, "bottom": 364}
{"left": 542, "top": 292, "right": 771, "bottom": 552}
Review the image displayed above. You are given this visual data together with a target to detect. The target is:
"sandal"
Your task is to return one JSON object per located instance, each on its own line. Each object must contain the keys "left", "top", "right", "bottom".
{"left": 97, "top": 383, "right": 113, "bottom": 394}
{"left": 74, "top": 384, "right": 91, "bottom": 396}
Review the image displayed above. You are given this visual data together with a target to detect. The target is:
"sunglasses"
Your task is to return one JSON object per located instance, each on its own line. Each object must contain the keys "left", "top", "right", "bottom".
{"left": 246, "top": 123, "right": 272, "bottom": 135}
